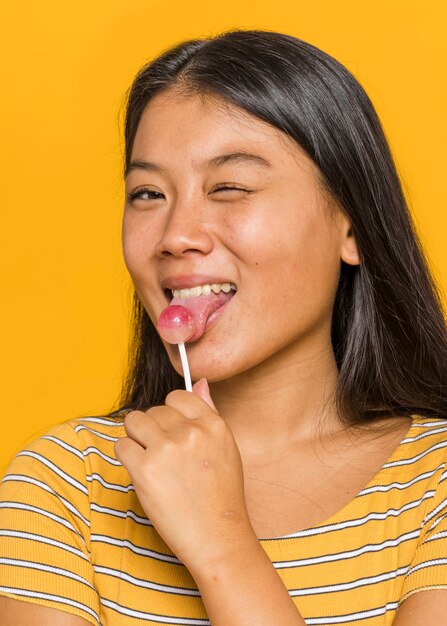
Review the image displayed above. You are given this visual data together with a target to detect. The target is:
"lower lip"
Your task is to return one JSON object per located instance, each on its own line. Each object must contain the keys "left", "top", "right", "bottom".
{"left": 188, "top": 293, "right": 235, "bottom": 343}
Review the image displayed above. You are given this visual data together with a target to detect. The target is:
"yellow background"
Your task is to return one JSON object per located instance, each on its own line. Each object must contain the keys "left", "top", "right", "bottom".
{"left": 1, "top": 0, "right": 446, "bottom": 473}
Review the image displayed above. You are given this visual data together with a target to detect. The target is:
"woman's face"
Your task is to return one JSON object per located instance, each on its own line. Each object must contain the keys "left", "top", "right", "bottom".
{"left": 123, "top": 88, "right": 358, "bottom": 382}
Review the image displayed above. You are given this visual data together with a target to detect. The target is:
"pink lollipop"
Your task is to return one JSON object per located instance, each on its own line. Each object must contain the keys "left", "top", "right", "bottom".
{"left": 157, "top": 305, "right": 195, "bottom": 344}
{"left": 157, "top": 305, "right": 195, "bottom": 391}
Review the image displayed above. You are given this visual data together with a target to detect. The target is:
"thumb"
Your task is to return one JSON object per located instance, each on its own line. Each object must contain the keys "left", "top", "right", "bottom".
{"left": 192, "top": 378, "right": 217, "bottom": 411}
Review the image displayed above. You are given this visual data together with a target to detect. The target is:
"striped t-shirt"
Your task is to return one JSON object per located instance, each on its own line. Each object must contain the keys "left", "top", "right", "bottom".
{"left": 0, "top": 414, "right": 447, "bottom": 625}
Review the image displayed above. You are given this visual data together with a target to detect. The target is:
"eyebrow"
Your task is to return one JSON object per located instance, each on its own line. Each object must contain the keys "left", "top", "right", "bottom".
{"left": 125, "top": 151, "right": 272, "bottom": 177}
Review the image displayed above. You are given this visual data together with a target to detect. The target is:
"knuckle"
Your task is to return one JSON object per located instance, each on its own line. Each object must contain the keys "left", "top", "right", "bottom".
{"left": 145, "top": 405, "right": 163, "bottom": 419}
{"left": 114, "top": 437, "right": 129, "bottom": 461}
{"left": 208, "top": 414, "right": 226, "bottom": 433}
{"left": 165, "top": 390, "right": 183, "bottom": 405}
{"left": 163, "top": 438, "right": 178, "bottom": 453}
{"left": 184, "top": 420, "right": 203, "bottom": 442}
{"left": 140, "top": 454, "right": 154, "bottom": 472}
{"left": 124, "top": 410, "right": 140, "bottom": 425}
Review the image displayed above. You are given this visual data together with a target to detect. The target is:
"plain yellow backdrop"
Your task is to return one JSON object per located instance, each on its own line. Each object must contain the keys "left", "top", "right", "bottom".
{"left": 1, "top": 0, "right": 446, "bottom": 473}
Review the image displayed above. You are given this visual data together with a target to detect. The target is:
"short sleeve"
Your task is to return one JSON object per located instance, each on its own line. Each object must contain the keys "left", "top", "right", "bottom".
{"left": 0, "top": 422, "right": 100, "bottom": 625}
{"left": 400, "top": 465, "right": 447, "bottom": 603}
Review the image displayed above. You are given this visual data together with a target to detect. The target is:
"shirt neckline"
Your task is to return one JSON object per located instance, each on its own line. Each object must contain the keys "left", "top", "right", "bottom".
{"left": 258, "top": 414, "right": 418, "bottom": 542}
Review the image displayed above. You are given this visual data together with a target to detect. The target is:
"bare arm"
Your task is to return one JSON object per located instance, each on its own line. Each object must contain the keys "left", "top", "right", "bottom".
{"left": 191, "top": 542, "right": 447, "bottom": 626}
{"left": 392, "top": 590, "right": 447, "bottom": 625}
{"left": 0, "top": 597, "right": 93, "bottom": 626}
{"left": 116, "top": 387, "right": 307, "bottom": 625}
{"left": 190, "top": 537, "right": 307, "bottom": 626}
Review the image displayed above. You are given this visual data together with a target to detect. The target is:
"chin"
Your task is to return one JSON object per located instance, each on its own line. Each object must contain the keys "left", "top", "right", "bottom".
{"left": 167, "top": 329, "right": 269, "bottom": 384}
{"left": 168, "top": 350, "right": 238, "bottom": 385}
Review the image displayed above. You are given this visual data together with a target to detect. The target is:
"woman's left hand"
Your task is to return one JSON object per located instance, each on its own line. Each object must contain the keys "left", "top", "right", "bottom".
{"left": 114, "top": 378, "right": 256, "bottom": 574}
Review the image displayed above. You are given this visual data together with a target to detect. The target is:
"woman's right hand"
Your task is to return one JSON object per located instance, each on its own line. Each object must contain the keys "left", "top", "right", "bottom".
{"left": 0, "top": 597, "right": 93, "bottom": 626}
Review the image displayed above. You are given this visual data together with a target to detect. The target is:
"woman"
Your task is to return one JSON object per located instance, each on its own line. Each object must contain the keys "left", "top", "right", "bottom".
{"left": 1, "top": 29, "right": 446, "bottom": 626}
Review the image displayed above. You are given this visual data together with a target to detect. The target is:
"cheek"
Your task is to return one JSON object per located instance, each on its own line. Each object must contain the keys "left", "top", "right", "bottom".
{"left": 121, "top": 214, "right": 152, "bottom": 280}
{"left": 250, "top": 212, "right": 340, "bottom": 322}
{"left": 287, "top": 227, "right": 341, "bottom": 325}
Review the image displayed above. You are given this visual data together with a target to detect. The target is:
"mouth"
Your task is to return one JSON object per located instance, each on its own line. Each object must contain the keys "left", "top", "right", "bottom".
{"left": 162, "top": 281, "right": 237, "bottom": 342}
{"left": 164, "top": 282, "right": 237, "bottom": 302}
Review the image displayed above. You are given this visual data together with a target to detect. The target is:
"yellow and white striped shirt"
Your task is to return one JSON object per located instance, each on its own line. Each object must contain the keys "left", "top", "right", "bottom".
{"left": 1, "top": 414, "right": 447, "bottom": 625}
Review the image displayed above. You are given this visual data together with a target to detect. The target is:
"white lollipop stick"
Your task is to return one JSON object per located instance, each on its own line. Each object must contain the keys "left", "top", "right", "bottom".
{"left": 157, "top": 305, "right": 195, "bottom": 392}
{"left": 178, "top": 342, "right": 192, "bottom": 392}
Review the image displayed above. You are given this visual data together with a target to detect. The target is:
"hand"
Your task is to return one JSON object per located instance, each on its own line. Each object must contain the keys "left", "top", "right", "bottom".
{"left": 114, "top": 379, "right": 256, "bottom": 574}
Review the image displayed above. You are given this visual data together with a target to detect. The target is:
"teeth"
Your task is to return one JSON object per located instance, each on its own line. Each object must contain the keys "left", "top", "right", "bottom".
{"left": 188, "top": 286, "right": 202, "bottom": 298}
{"left": 171, "top": 283, "right": 236, "bottom": 299}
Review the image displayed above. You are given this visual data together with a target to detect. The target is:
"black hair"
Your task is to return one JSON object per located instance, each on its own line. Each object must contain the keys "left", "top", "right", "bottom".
{"left": 115, "top": 29, "right": 447, "bottom": 424}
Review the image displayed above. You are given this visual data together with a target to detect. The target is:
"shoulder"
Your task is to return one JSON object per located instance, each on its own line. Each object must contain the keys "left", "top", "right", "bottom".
{"left": 386, "top": 415, "right": 447, "bottom": 493}
{"left": 396, "top": 418, "right": 447, "bottom": 611}
{"left": 65, "top": 413, "right": 127, "bottom": 449}
{"left": 4, "top": 413, "right": 126, "bottom": 466}
{"left": 399, "top": 415, "right": 447, "bottom": 461}
{"left": 1, "top": 412, "right": 130, "bottom": 498}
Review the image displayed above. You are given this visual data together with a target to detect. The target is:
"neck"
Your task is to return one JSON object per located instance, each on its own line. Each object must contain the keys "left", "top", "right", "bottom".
{"left": 209, "top": 336, "right": 342, "bottom": 459}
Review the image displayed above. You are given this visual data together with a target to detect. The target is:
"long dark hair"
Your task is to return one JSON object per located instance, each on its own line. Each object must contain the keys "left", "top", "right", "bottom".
{"left": 114, "top": 29, "right": 447, "bottom": 424}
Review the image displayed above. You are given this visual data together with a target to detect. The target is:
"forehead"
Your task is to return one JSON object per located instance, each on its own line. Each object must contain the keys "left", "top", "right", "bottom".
{"left": 131, "top": 88, "right": 305, "bottom": 167}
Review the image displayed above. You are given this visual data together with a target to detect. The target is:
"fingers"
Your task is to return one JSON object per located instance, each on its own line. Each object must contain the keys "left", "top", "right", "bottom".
{"left": 119, "top": 383, "right": 219, "bottom": 456}
{"left": 114, "top": 436, "right": 145, "bottom": 472}
{"left": 166, "top": 382, "right": 218, "bottom": 419}
{"left": 123, "top": 408, "right": 184, "bottom": 446}
{"left": 121, "top": 410, "right": 158, "bottom": 448}
{"left": 192, "top": 378, "right": 218, "bottom": 411}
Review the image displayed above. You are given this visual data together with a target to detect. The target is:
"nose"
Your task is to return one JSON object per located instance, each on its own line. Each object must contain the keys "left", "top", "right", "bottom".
{"left": 156, "top": 196, "right": 214, "bottom": 259}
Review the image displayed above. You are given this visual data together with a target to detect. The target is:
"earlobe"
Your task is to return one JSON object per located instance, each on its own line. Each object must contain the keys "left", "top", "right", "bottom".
{"left": 340, "top": 224, "right": 361, "bottom": 266}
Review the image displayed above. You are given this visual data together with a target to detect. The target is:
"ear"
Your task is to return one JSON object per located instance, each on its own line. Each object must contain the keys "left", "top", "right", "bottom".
{"left": 339, "top": 215, "right": 360, "bottom": 266}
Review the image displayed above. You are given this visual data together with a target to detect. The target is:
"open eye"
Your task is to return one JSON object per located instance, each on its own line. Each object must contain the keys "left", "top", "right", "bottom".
{"left": 127, "top": 188, "right": 165, "bottom": 202}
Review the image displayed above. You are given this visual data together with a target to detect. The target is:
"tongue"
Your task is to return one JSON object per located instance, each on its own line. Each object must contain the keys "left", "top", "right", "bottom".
{"left": 170, "top": 290, "right": 234, "bottom": 342}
